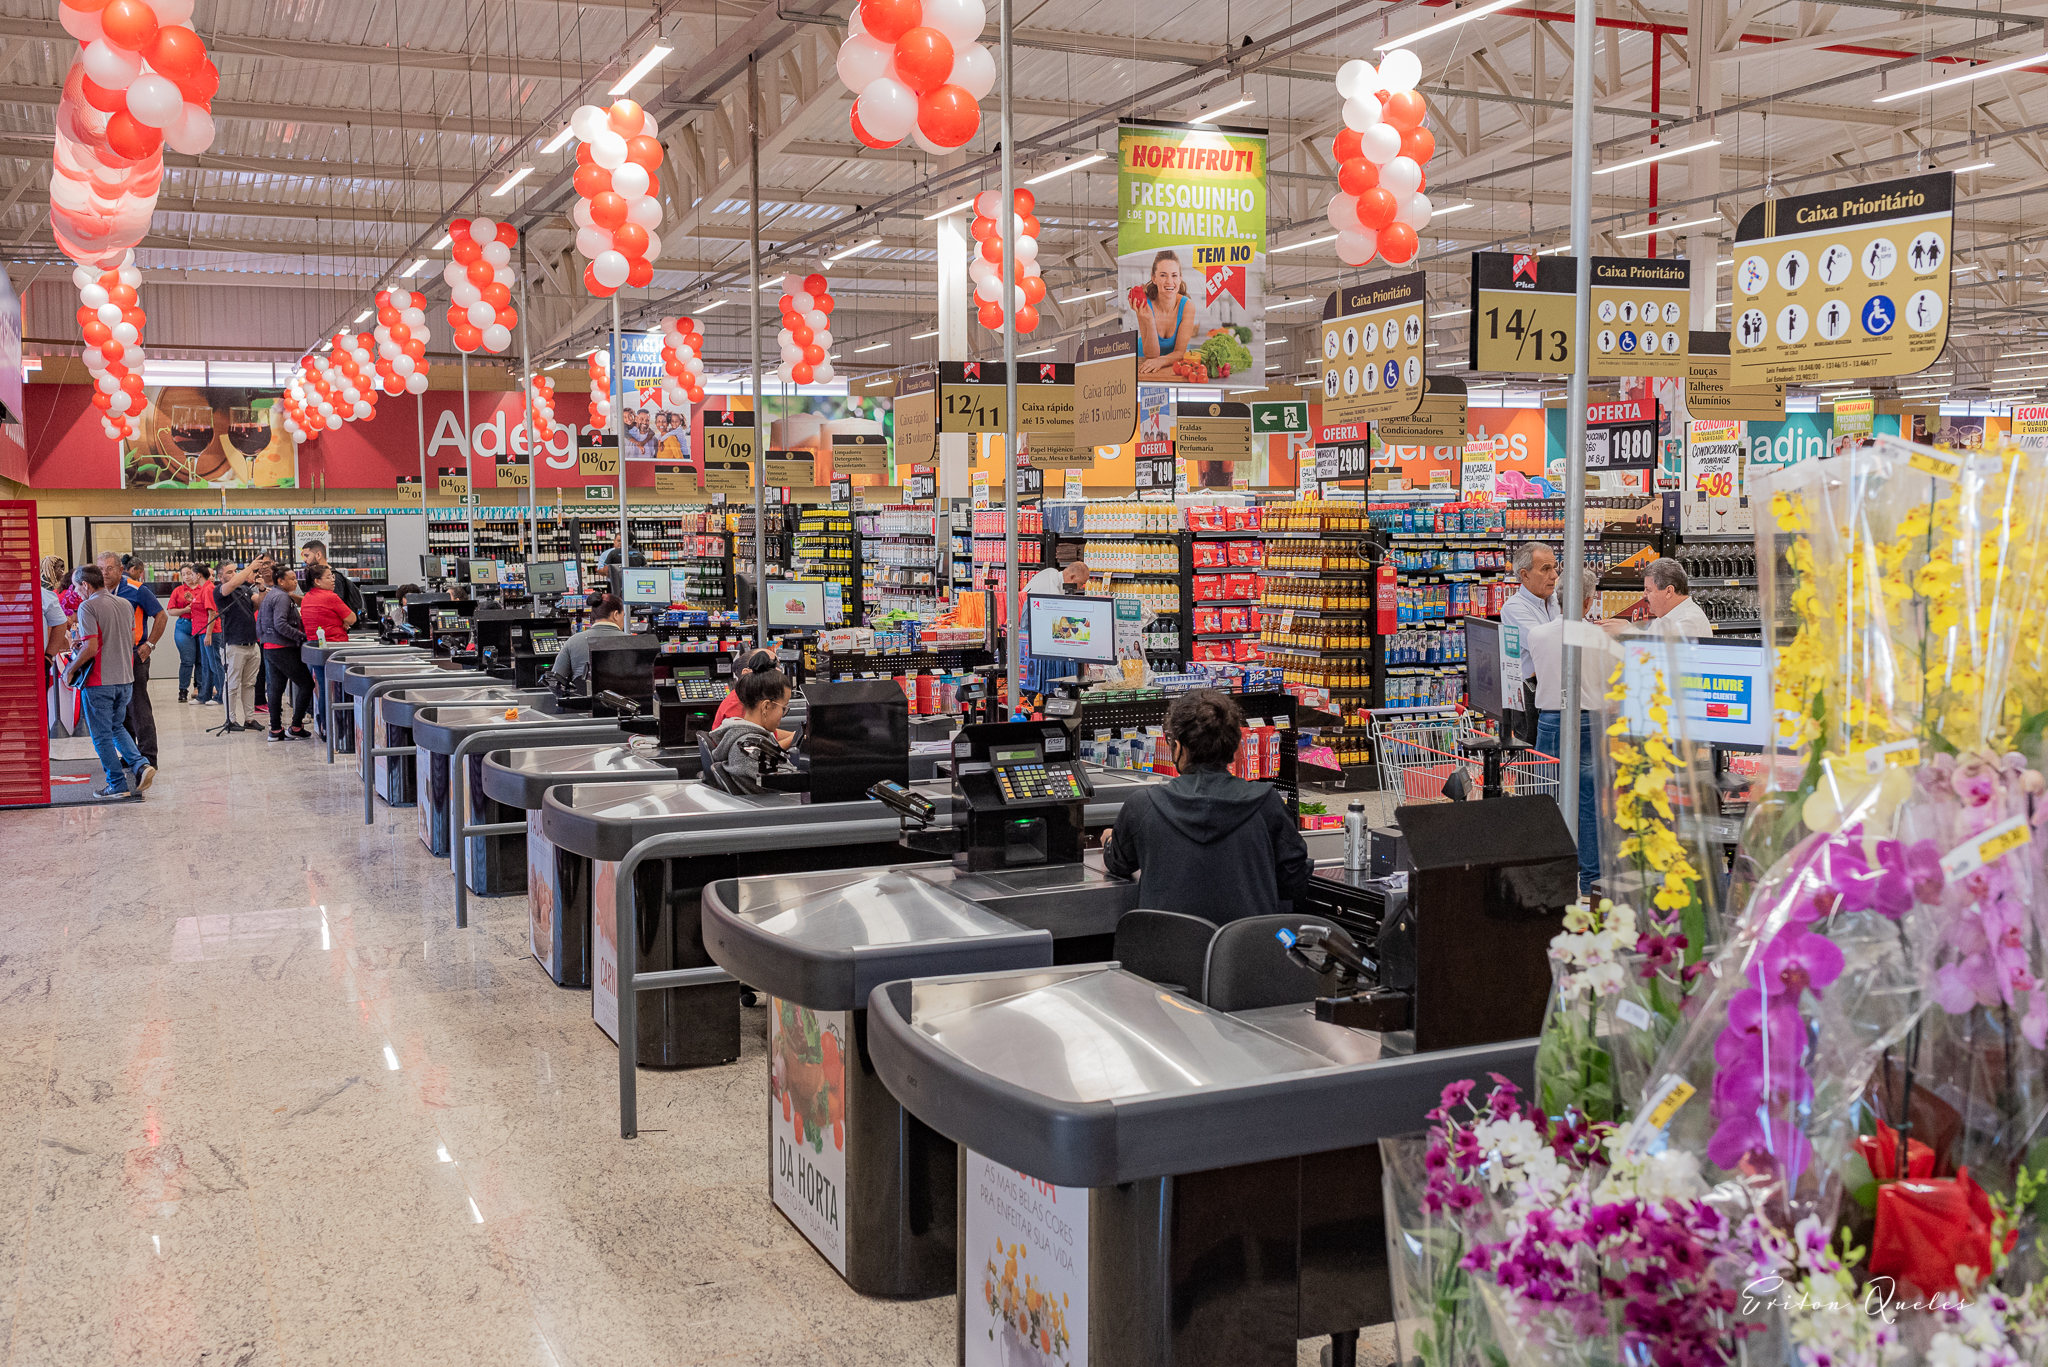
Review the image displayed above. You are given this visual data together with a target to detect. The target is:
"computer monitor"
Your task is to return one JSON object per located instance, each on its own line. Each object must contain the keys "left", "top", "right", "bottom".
{"left": 589, "top": 637, "right": 658, "bottom": 703}
{"left": 469, "top": 559, "right": 500, "bottom": 585}
{"left": 1615, "top": 636, "right": 1770, "bottom": 751}
{"left": 525, "top": 560, "right": 569, "bottom": 595}
{"left": 617, "top": 567, "right": 669, "bottom": 605}
{"left": 765, "top": 580, "right": 828, "bottom": 629}
{"left": 1025, "top": 593, "right": 1119, "bottom": 667}
{"left": 1464, "top": 618, "right": 1504, "bottom": 720}
{"left": 421, "top": 554, "right": 455, "bottom": 579}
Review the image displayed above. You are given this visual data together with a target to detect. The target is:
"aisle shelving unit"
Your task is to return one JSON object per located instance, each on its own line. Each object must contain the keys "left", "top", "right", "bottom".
{"left": 857, "top": 505, "right": 947, "bottom": 619}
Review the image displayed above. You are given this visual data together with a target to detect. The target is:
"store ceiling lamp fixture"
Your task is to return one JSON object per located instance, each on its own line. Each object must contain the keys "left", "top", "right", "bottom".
{"left": 610, "top": 44, "right": 673, "bottom": 96}
{"left": 1874, "top": 47, "right": 2048, "bottom": 104}
{"left": 1265, "top": 298, "right": 1315, "bottom": 310}
{"left": 1019, "top": 346, "right": 1056, "bottom": 357}
{"left": 541, "top": 126, "right": 576, "bottom": 154}
{"left": 1191, "top": 96, "right": 1255, "bottom": 124}
{"left": 911, "top": 328, "right": 940, "bottom": 339}
{"left": 826, "top": 238, "right": 881, "bottom": 264}
{"left": 1430, "top": 307, "right": 1471, "bottom": 319}
{"left": 694, "top": 300, "right": 726, "bottom": 314}
{"left": 854, "top": 342, "right": 890, "bottom": 353}
{"left": 1062, "top": 289, "right": 1114, "bottom": 303}
{"left": 1949, "top": 160, "right": 1996, "bottom": 174}
{"left": 1025, "top": 154, "right": 1106, "bottom": 185}
{"left": 1594, "top": 140, "right": 1722, "bottom": 176}
{"left": 432, "top": 233, "right": 452, "bottom": 250}
{"left": 1616, "top": 214, "right": 1721, "bottom": 240}
{"left": 1378, "top": 0, "right": 1521, "bottom": 51}
{"left": 1430, "top": 201, "right": 1477, "bottom": 216}
{"left": 1272, "top": 233, "right": 1338, "bottom": 253}
{"left": 355, "top": 309, "right": 373, "bottom": 323}
{"left": 492, "top": 166, "right": 535, "bottom": 196}
{"left": 924, "top": 198, "right": 977, "bottom": 221}
{"left": 400, "top": 258, "right": 429, "bottom": 277}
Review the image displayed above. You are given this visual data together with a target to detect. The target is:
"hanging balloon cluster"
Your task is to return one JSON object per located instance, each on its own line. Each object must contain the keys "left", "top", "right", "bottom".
{"left": 75, "top": 252, "right": 145, "bottom": 441}
{"left": 658, "top": 318, "right": 705, "bottom": 407}
{"left": 50, "top": 0, "right": 217, "bottom": 267}
{"left": 372, "top": 288, "right": 431, "bottom": 396}
{"left": 441, "top": 217, "right": 519, "bottom": 354}
{"left": 967, "top": 190, "right": 1044, "bottom": 334}
{"left": 1324, "top": 49, "right": 1435, "bottom": 268}
{"left": 526, "top": 373, "right": 557, "bottom": 443}
{"left": 568, "top": 100, "right": 664, "bottom": 297}
{"left": 774, "top": 273, "right": 837, "bottom": 387}
{"left": 836, "top": 0, "right": 992, "bottom": 152}
{"left": 587, "top": 351, "right": 612, "bottom": 429}
{"left": 280, "top": 335, "right": 381, "bottom": 445}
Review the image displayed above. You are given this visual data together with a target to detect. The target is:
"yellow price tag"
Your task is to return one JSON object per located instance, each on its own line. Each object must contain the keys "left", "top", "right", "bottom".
{"left": 1984, "top": 824, "right": 2032, "bottom": 863}
{"left": 1941, "top": 815, "right": 2032, "bottom": 879}
{"left": 1908, "top": 450, "right": 1960, "bottom": 480}
{"left": 1645, "top": 1079, "right": 1695, "bottom": 1131}
{"left": 1862, "top": 739, "right": 1920, "bottom": 775}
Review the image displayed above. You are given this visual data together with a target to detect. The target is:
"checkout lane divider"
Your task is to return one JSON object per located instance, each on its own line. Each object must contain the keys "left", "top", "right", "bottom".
{"left": 447, "top": 717, "right": 638, "bottom": 928}
{"left": 355, "top": 672, "right": 501, "bottom": 824}
{"left": 321, "top": 645, "right": 427, "bottom": 764}
{"left": 613, "top": 818, "right": 912, "bottom": 1139}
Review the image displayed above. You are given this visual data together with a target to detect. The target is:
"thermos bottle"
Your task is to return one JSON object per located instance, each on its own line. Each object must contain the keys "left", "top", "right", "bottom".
{"left": 1343, "top": 800, "right": 1369, "bottom": 871}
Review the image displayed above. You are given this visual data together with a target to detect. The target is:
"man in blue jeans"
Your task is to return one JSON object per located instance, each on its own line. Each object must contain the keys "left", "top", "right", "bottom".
{"left": 70, "top": 565, "right": 155, "bottom": 799}
{"left": 1526, "top": 601, "right": 1604, "bottom": 893}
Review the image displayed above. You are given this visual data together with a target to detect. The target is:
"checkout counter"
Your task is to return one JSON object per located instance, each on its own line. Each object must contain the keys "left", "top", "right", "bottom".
{"left": 300, "top": 641, "right": 430, "bottom": 755}
{"left": 340, "top": 659, "right": 491, "bottom": 800}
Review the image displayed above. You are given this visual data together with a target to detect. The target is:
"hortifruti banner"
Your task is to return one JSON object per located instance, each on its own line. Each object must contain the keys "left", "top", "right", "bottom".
{"left": 1116, "top": 122, "right": 1266, "bottom": 387}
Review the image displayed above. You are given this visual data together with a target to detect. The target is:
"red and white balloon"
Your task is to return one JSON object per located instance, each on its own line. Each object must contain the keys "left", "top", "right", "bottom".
{"left": 659, "top": 318, "right": 705, "bottom": 408}
{"left": 967, "top": 189, "right": 1044, "bottom": 334}
{"left": 1324, "top": 48, "right": 1434, "bottom": 268}
{"left": 50, "top": 0, "right": 217, "bottom": 268}
{"left": 838, "top": 0, "right": 992, "bottom": 153}
{"left": 75, "top": 252, "right": 145, "bottom": 441}
{"left": 774, "top": 271, "right": 836, "bottom": 386}
{"left": 441, "top": 217, "right": 519, "bottom": 354}
{"left": 570, "top": 100, "right": 664, "bottom": 298}
{"left": 526, "top": 373, "right": 557, "bottom": 442}
{"left": 587, "top": 351, "right": 613, "bottom": 429}
{"left": 372, "top": 288, "right": 431, "bottom": 397}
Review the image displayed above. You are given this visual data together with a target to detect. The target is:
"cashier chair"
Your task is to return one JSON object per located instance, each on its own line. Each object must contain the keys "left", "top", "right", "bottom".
{"left": 1201, "top": 915, "right": 1336, "bottom": 1012}
{"left": 1112, "top": 910, "right": 1218, "bottom": 998}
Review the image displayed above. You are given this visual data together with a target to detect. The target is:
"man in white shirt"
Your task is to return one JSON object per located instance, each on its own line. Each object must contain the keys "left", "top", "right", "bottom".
{"left": 1601, "top": 558, "right": 1715, "bottom": 641}
{"left": 1499, "top": 542, "right": 1560, "bottom": 717}
{"left": 1525, "top": 594, "right": 1610, "bottom": 892}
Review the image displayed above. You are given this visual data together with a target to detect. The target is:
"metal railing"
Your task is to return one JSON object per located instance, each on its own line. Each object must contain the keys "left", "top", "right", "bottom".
{"left": 321, "top": 646, "right": 430, "bottom": 764}
{"left": 354, "top": 672, "right": 498, "bottom": 824}
{"left": 445, "top": 717, "right": 628, "bottom": 927}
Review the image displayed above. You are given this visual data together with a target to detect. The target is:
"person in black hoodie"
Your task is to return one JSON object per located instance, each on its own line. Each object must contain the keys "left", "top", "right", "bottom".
{"left": 256, "top": 564, "right": 315, "bottom": 740}
{"left": 1102, "top": 689, "right": 1310, "bottom": 924}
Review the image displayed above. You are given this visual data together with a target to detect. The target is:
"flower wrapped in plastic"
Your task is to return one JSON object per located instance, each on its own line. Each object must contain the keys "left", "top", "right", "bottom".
{"left": 1381, "top": 1133, "right": 1508, "bottom": 1367}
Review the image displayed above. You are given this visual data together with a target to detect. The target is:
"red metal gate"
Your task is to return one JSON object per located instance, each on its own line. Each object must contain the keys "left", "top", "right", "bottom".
{"left": 0, "top": 499, "right": 49, "bottom": 807}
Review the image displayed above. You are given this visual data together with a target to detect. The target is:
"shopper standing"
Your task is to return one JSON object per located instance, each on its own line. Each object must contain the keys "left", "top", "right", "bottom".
{"left": 188, "top": 562, "right": 221, "bottom": 705}
{"left": 168, "top": 564, "right": 206, "bottom": 702}
{"left": 69, "top": 565, "right": 154, "bottom": 798}
{"left": 1601, "top": 558, "right": 1715, "bottom": 640}
{"left": 98, "top": 551, "right": 163, "bottom": 770}
{"left": 299, "top": 564, "right": 356, "bottom": 739}
{"left": 257, "top": 564, "right": 314, "bottom": 740}
{"left": 297, "top": 540, "right": 365, "bottom": 617}
{"left": 213, "top": 558, "right": 266, "bottom": 731}
{"left": 1526, "top": 590, "right": 1606, "bottom": 893}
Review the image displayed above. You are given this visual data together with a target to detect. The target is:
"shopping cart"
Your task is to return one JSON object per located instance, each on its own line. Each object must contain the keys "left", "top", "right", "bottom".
{"left": 1366, "top": 706, "right": 1560, "bottom": 804}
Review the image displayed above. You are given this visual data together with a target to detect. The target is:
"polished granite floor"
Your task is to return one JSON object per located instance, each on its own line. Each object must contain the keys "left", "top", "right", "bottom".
{"left": 1, "top": 686, "right": 1398, "bottom": 1367}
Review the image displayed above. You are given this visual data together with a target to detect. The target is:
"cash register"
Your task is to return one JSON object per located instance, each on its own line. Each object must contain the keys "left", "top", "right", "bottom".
{"left": 872, "top": 720, "right": 1093, "bottom": 871}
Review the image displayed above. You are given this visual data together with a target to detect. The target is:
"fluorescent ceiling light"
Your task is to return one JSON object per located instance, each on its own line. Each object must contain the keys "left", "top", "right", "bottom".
{"left": 854, "top": 342, "right": 890, "bottom": 353}
{"left": 826, "top": 238, "right": 881, "bottom": 264}
{"left": 1025, "top": 153, "right": 1106, "bottom": 185}
{"left": 1019, "top": 346, "right": 1056, "bottom": 356}
{"left": 1717, "top": 257, "right": 1733, "bottom": 266}
{"left": 541, "top": 126, "right": 575, "bottom": 154}
{"left": 545, "top": 360, "right": 567, "bottom": 370}
{"left": 911, "top": 328, "right": 940, "bottom": 339}
{"left": 491, "top": 166, "right": 535, "bottom": 196}
{"left": 1948, "top": 160, "right": 1996, "bottom": 174}
{"left": 1539, "top": 244, "right": 1573, "bottom": 255}
{"left": 1266, "top": 365, "right": 1280, "bottom": 372}
{"left": 694, "top": 300, "right": 726, "bottom": 315}
{"left": 433, "top": 233, "right": 452, "bottom": 250}
{"left": 400, "top": 258, "right": 429, "bottom": 277}
{"left": 610, "top": 44, "right": 672, "bottom": 96}
{"left": 1061, "top": 289, "right": 1113, "bottom": 303}
{"left": 1270, "top": 337, "right": 1288, "bottom": 348}
{"left": 1430, "top": 307, "right": 1470, "bottom": 319}
{"left": 355, "top": 309, "right": 373, "bottom": 323}
{"left": 1272, "top": 233, "right": 1338, "bottom": 253}
{"left": 924, "top": 198, "right": 976, "bottom": 221}
{"left": 1875, "top": 48, "right": 2047, "bottom": 104}
{"left": 1266, "top": 297, "right": 1314, "bottom": 309}
{"left": 1594, "top": 140, "right": 1722, "bottom": 175}
{"left": 1191, "top": 96, "right": 1255, "bottom": 124}
{"left": 1430, "top": 201, "right": 1477, "bottom": 216}
{"left": 1378, "top": 0, "right": 1521, "bottom": 51}
{"left": 1616, "top": 214, "right": 1720, "bottom": 239}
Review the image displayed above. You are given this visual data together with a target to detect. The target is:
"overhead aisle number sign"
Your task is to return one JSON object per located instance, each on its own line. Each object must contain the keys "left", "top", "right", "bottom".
{"left": 1319, "top": 271, "right": 1426, "bottom": 425}
{"left": 701, "top": 410, "right": 756, "bottom": 493}
{"left": 895, "top": 370, "right": 938, "bottom": 466}
{"left": 1470, "top": 251, "right": 1577, "bottom": 375}
{"left": 1590, "top": 257, "right": 1690, "bottom": 377}
{"left": 1730, "top": 171, "right": 1954, "bottom": 386}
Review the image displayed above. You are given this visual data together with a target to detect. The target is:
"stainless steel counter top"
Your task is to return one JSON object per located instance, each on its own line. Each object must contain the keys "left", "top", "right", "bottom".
{"left": 479, "top": 742, "right": 693, "bottom": 809}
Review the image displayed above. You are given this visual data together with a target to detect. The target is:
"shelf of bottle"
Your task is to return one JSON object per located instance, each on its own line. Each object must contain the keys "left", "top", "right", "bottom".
{"left": 1258, "top": 643, "right": 1374, "bottom": 659}
{"left": 1382, "top": 532, "right": 1507, "bottom": 542}
{"left": 1261, "top": 567, "right": 1377, "bottom": 578}
{"left": 1194, "top": 631, "right": 1261, "bottom": 640}
{"left": 1256, "top": 606, "right": 1373, "bottom": 618}
{"left": 1262, "top": 530, "right": 1380, "bottom": 540}
{"left": 1386, "top": 665, "right": 1464, "bottom": 676}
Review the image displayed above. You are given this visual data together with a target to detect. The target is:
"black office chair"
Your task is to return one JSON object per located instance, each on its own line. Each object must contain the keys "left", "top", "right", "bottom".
{"left": 1112, "top": 910, "right": 1218, "bottom": 997}
{"left": 1201, "top": 914, "right": 1336, "bottom": 1012}
{"left": 698, "top": 735, "right": 736, "bottom": 794}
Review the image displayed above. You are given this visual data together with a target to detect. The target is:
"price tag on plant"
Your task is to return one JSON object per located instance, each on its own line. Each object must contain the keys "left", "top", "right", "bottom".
{"left": 1939, "top": 814, "right": 2031, "bottom": 881}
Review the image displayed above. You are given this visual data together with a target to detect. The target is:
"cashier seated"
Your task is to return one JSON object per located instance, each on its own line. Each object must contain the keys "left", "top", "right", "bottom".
{"left": 706, "top": 667, "right": 797, "bottom": 794}
{"left": 1103, "top": 689, "right": 1311, "bottom": 924}
{"left": 710, "top": 649, "right": 794, "bottom": 745}
{"left": 550, "top": 592, "right": 628, "bottom": 687}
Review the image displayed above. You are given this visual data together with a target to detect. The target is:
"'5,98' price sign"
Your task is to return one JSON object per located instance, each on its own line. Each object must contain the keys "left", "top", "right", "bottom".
{"left": 1470, "top": 251, "right": 1577, "bottom": 375}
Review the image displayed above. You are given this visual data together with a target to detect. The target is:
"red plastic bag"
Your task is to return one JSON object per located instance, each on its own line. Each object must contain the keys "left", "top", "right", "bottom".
{"left": 1855, "top": 1120, "right": 1935, "bottom": 1181}
{"left": 1867, "top": 1166, "right": 1995, "bottom": 1296}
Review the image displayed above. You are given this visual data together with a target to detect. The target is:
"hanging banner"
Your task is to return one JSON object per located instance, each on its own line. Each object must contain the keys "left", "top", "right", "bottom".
{"left": 939, "top": 361, "right": 1009, "bottom": 433}
{"left": 1115, "top": 122, "right": 1265, "bottom": 385}
{"left": 493, "top": 453, "right": 530, "bottom": 489}
{"left": 1017, "top": 361, "right": 1082, "bottom": 466}
{"left": 1590, "top": 258, "right": 1692, "bottom": 377}
{"left": 894, "top": 370, "right": 939, "bottom": 466}
{"left": 1730, "top": 171, "right": 1954, "bottom": 386}
{"left": 1318, "top": 272, "right": 1426, "bottom": 425}
{"left": 1684, "top": 332, "right": 1785, "bottom": 420}
{"left": 654, "top": 463, "right": 695, "bottom": 497}
{"left": 436, "top": 465, "right": 468, "bottom": 497}
{"left": 578, "top": 437, "right": 619, "bottom": 481}
{"left": 699, "top": 410, "right": 756, "bottom": 492}
{"left": 1833, "top": 397, "right": 1875, "bottom": 441}
{"left": 1173, "top": 401, "right": 1254, "bottom": 461}
{"left": 1075, "top": 332, "right": 1140, "bottom": 451}
{"left": 831, "top": 432, "right": 889, "bottom": 476}
{"left": 763, "top": 448, "right": 816, "bottom": 486}
{"left": 1470, "top": 251, "right": 1577, "bottom": 375}
{"left": 1377, "top": 376, "right": 1468, "bottom": 445}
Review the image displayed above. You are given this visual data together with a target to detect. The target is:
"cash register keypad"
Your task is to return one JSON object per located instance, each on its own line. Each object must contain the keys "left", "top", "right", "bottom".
{"left": 675, "top": 678, "right": 729, "bottom": 701}
{"left": 996, "top": 764, "right": 1085, "bottom": 801}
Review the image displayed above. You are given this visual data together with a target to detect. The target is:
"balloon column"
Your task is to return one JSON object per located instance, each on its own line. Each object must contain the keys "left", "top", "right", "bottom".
{"left": 568, "top": 100, "right": 664, "bottom": 297}
{"left": 526, "top": 373, "right": 557, "bottom": 443}
{"left": 836, "top": 0, "right": 993, "bottom": 153}
{"left": 1324, "top": 49, "right": 1435, "bottom": 268}
{"left": 587, "top": 351, "right": 612, "bottom": 430}
{"left": 76, "top": 252, "right": 146, "bottom": 443}
{"left": 968, "top": 189, "right": 1043, "bottom": 334}
{"left": 372, "top": 289, "right": 432, "bottom": 396}
{"left": 774, "top": 272, "right": 837, "bottom": 386}
{"left": 659, "top": 318, "right": 705, "bottom": 408}
{"left": 50, "top": 1, "right": 218, "bottom": 268}
{"left": 441, "top": 218, "right": 520, "bottom": 354}
{"left": 280, "top": 335, "right": 381, "bottom": 446}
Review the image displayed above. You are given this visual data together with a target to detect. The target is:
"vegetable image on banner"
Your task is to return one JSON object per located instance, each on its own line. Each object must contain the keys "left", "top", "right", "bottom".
{"left": 964, "top": 1149, "right": 1086, "bottom": 1366}
{"left": 770, "top": 999, "right": 848, "bottom": 1275}
{"left": 1116, "top": 123, "right": 1265, "bottom": 385}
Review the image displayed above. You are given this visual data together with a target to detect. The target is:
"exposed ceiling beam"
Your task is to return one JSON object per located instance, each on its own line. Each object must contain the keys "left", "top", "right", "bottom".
{"left": 0, "top": 81, "right": 539, "bottom": 138}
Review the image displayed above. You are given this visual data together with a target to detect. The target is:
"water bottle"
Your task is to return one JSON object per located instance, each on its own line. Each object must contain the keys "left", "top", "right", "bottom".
{"left": 316, "top": 627, "right": 327, "bottom": 646}
{"left": 1343, "top": 800, "right": 1369, "bottom": 871}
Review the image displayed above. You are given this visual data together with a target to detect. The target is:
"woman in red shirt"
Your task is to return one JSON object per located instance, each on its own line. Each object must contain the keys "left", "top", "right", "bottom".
{"left": 300, "top": 563, "right": 357, "bottom": 642}
{"left": 168, "top": 564, "right": 206, "bottom": 702}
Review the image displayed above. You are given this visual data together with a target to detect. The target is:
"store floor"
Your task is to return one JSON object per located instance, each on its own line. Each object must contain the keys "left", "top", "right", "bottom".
{"left": 1, "top": 685, "right": 1397, "bottom": 1367}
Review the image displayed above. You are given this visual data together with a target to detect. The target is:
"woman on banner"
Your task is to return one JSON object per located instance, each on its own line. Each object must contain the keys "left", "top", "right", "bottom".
{"left": 1133, "top": 251, "right": 1201, "bottom": 376}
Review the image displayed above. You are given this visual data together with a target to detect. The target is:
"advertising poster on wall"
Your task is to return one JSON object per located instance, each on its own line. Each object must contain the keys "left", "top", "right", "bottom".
{"left": 1744, "top": 413, "right": 1833, "bottom": 474}
{"left": 1466, "top": 407, "right": 1553, "bottom": 498}
{"left": 770, "top": 999, "right": 849, "bottom": 1276}
{"left": 963, "top": 1148, "right": 1086, "bottom": 1367}
{"left": 1116, "top": 123, "right": 1265, "bottom": 386}
{"left": 120, "top": 388, "right": 297, "bottom": 489}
